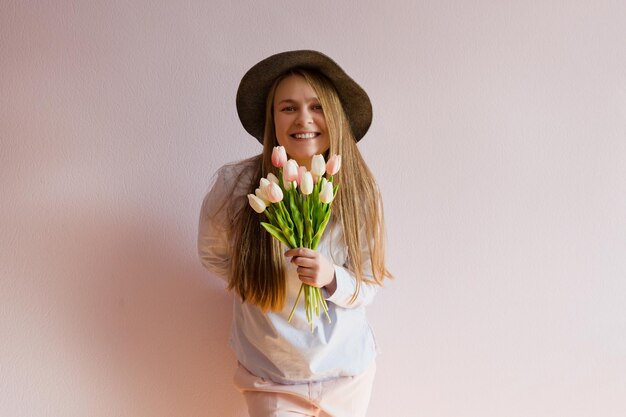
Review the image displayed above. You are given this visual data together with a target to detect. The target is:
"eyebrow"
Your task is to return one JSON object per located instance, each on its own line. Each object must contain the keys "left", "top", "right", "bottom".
{"left": 275, "top": 98, "right": 319, "bottom": 105}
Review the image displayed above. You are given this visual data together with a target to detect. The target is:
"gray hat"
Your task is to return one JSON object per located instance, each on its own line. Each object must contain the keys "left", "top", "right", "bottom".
{"left": 236, "top": 50, "right": 372, "bottom": 144}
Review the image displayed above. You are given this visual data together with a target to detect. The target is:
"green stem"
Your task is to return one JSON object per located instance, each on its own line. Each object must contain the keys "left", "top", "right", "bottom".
{"left": 288, "top": 284, "right": 304, "bottom": 323}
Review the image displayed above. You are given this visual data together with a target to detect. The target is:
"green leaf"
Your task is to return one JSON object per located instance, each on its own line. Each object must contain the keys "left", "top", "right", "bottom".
{"left": 265, "top": 207, "right": 277, "bottom": 224}
{"left": 260, "top": 222, "right": 290, "bottom": 247}
{"left": 303, "top": 197, "right": 313, "bottom": 248}
{"left": 279, "top": 201, "right": 294, "bottom": 229}
{"left": 288, "top": 188, "right": 303, "bottom": 247}
{"left": 311, "top": 210, "right": 331, "bottom": 250}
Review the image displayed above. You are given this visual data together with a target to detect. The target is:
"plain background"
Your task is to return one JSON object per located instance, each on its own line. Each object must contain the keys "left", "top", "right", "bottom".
{"left": 2, "top": 1, "right": 625, "bottom": 416}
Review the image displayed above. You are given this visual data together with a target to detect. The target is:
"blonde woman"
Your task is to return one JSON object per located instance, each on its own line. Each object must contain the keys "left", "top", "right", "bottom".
{"left": 198, "top": 50, "right": 391, "bottom": 417}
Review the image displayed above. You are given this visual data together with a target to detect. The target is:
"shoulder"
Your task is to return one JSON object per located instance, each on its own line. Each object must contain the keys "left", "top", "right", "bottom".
{"left": 200, "top": 156, "right": 261, "bottom": 222}
{"left": 213, "top": 156, "right": 259, "bottom": 194}
{"left": 215, "top": 156, "right": 258, "bottom": 182}
{"left": 203, "top": 156, "right": 260, "bottom": 208}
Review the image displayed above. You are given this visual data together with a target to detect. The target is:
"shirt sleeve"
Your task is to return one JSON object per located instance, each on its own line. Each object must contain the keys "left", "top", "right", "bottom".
{"left": 325, "top": 227, "right": 379, "bottom": 309}
{"left": 197, "top": 167, "right": 232, "bottom": 282}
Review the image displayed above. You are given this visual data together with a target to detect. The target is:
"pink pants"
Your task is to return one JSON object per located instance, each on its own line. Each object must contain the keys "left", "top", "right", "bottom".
{"left": 233, "top": 363, "right": 376, "bottom": 417}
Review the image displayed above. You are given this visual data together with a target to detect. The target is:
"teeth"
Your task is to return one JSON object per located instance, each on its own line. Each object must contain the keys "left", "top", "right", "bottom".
{"left": 293, "top": 133, "right": 318, "bottom": 139}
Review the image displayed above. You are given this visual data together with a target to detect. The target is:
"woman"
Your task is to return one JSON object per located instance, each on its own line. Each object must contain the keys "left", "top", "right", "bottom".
{"left": 198, "top": 50, "right": 391, "bottom": 417}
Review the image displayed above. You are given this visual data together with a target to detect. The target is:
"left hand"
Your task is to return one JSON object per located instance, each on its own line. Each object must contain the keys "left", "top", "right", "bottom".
{"left": 284, "top": 248, "right": 337, "bottom": 294}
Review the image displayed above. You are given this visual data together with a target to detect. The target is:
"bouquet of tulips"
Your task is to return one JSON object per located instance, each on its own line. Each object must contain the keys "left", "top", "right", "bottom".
{"left": 247, "top": 146, "right": 341, "bottom": 330}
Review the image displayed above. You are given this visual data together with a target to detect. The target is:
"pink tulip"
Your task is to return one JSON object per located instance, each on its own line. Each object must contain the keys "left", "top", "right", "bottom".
{"left": 296, "top": 166, "right": 307, "bottom": 185}
{"left": 283, "top": 159, "right": 299, "bottom": 184}
{"left": 326, "top": 154, "right": 341, "bottom": 176}
{"left": 265, "top": 182, "right": 284, "bottom": 203}
{"left": 320, "top": 179, "right": 334, "bottom": 203}
{"left": 272, "top": 146, "right": 287, "bottom": 168}
{"left": 248, "top": 194, "right": 266, "bottom": 213}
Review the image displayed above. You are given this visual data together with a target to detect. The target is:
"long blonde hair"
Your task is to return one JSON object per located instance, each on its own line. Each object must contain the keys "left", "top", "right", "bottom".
{"left": 228, "top": 68, "right": 391, "bottom": 311}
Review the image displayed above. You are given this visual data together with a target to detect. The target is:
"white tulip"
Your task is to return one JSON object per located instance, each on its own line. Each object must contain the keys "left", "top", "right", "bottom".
{"left": 320, "top": 180, "right": 334, "bottom": 203}
{"left": 259, "top": 178, "right": 271, "bottom": 190}
{"left": 247, "top": 194, "right": 266, "bottom": 213}
{"left": 300, "top": 171, "right": 313, "bottom": 195}
{"left": 255, "top": 188, "right": 270, "bottom": 204}
{"left": 311, "top": 154, "right": 326, "bottom": 178}
{"left": 267, "top": 173, "right": 279, "bottom": 184}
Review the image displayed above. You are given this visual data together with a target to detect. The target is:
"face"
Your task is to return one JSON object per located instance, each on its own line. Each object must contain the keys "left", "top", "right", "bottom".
{"left": 273, "top": 74, "right": 329, "bottom": 168}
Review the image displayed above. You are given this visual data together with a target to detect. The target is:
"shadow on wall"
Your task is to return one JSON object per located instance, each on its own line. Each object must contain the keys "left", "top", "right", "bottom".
{"left": 28, "top": 204, "right": 247, "bottom": 416}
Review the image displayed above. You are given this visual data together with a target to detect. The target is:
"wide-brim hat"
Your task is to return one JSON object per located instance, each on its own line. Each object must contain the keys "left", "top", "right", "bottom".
{"left": 236, "top": 50, "right": 372, "bottom": 144}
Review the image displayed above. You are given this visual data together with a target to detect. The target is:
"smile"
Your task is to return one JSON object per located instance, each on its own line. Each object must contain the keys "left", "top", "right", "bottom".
{"left": 291, "top": 132, "right": 320, "bottom": 139}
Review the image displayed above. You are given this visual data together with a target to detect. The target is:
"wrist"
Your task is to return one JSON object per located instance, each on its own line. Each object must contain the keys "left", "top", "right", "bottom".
{"left": 324, "top": 271, "right": 337, "bottom": 296}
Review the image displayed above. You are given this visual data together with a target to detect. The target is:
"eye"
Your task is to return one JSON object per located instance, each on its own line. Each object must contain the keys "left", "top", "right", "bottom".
{"left": 312, "top": 104, "right": 323, "bottom": 112}
{"left": 281, "top": 106, "right": 296, "bottom": 112}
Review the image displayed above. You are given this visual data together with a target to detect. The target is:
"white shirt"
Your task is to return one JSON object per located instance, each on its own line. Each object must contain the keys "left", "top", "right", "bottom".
{"left": 198, "top": 160, "right": 379, "bottom": 384}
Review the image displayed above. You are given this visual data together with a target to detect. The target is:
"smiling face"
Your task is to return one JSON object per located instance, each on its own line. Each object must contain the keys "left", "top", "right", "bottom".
{"left": 272, "top": 74, "right": 329, "bottom": 168}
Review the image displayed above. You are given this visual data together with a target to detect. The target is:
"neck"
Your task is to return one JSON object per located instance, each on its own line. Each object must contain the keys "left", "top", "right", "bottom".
{"left": 296, "top": 157, "right": 312, "bottom": 170}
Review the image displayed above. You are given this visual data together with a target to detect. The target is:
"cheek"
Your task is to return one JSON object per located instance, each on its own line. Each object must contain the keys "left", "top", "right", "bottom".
{"left": 316, "top": 114, "right": 328, "bottom": 130}
{"left": 274, "top": 115, "right": 289, "bottom": 134}
{"left": 275, "top": 135, "right": 287, "bottom": 147}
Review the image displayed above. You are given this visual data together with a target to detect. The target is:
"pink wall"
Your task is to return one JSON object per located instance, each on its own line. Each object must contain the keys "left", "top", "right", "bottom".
{"left": 2, "top": 1, "right": 625, "bottom": 416}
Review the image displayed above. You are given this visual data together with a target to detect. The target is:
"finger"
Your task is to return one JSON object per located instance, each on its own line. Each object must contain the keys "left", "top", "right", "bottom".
{"left": 297, "top": 270, "right": 323, "bottom": 287}
{"left": 291, "top": 256, "right": 318, "bottom": 268}
{"left": 284, "top": 248, "right": 316, "bottom": 258}
{"left": 296, "top": 266, "right": 317, "bottom": 278}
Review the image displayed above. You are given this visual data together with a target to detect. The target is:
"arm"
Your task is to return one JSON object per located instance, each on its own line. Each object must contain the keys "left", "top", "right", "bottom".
{"left": 197, "top": 168, "right": 232, "bottom": 282}
{"left": 326, "top": 265, "right": 378, "bottom": 309}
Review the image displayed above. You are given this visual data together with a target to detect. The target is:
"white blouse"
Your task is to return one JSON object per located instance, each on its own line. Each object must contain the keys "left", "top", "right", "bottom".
{"left": 198, "top": 160, "right": 379, "bottom": 384}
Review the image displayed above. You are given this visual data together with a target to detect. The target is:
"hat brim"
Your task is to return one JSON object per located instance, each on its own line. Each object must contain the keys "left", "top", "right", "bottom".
{"left": 236, "top": 50, "right": 372, "bottom": 144}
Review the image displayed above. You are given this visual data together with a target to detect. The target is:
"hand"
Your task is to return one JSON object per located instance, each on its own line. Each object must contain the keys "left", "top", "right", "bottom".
{"left": 284, "top": 248, "right": 337, "bottom": 294}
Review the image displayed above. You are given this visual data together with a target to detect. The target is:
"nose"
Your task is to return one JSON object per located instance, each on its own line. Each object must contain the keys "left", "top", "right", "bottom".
{"left": 295, "top": 108, "right": 314, "bottom": 126}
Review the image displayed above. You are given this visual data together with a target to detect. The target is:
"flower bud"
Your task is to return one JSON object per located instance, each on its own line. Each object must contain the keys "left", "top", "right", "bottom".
{"left": 296, "top": 166, "right": 307, "bottom": 185}
{"left": 247, "top": 194, "right": 266, "bottom": 213}
{"left": 311, "top": 154, "right": 326, "bottom": 178}
{"left": 265, "top": 181, "right": 284, "bottom": 203}
{"left": 320, "top": 180, "right": 334, "bottom": 203}
{"left": 267, "top": 173, "right": 279, "bottom": 184}
{"left": 259, "top": 178, "right": 271, "bottom": 189}
{"left": 283, "top": 159, "right": 299, "bottom": 183}
{"left": 271, "top": 146, "right": 288, "bottom": 168}
{"left": 255, "top": 188, "right": 270, "bottom": 204}
{"left": 300, "top": 171, "right": 313, "bottom": 195}
{"left": 326, "top": 154, "right": 341, "bottom": 176}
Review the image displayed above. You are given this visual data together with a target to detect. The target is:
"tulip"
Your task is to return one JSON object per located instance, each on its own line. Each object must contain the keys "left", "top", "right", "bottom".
{"left": 283, "top": 159, "right": 299, "bottom": 184}
{"left": 265, "top": 181, "right": 284, "bottom": 203}
{"left": 296, "top": 166, "right": 307, "bottom": 185}
{"left": 311, "top": 154, "right": 326, "bottom": 178}
{"left": 326, "top": 154, "right": 341, "bottom": 176}
{"left": 255, "top": 188, "right": 270, "bottom": 204}
{"left": 300, "top": 171, "right": 313, "bottom": 195}
{"left": 272, "top": 146, "right": 287, "bottom": 168}
{"left": 320, "top": 180, "right": 334, "bottom": 203}
{"left": 259, "top": 178, "right": 271, "bottom": 189}
{"left": 247, "top": 194, "right": 266, "bottom": 213}
{"left": 267, "top": 173, "right": 279, "bottom": 184}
